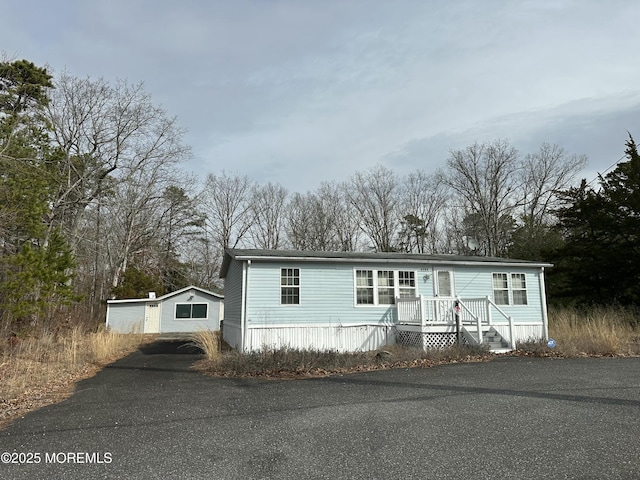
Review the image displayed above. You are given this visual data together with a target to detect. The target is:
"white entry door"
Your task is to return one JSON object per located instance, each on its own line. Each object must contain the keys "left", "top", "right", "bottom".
{"left": 435, "top": 270, "right": 454, "bottom": 297}
{"left": 434, "top": 270, "right": 455, "bottom": 322}
{"left": 144, "top": 303, "right": 161, "bottom": 333}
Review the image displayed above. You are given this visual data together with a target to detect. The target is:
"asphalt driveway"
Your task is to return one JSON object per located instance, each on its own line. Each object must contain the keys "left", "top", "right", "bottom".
{"left": 1, "top": 341, "right": 639, "bottom": 480}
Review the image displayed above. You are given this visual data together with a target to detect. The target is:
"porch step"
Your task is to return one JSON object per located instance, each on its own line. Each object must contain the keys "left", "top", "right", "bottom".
{"left": 482, "top": 328, "right": 512, "bottom": 352}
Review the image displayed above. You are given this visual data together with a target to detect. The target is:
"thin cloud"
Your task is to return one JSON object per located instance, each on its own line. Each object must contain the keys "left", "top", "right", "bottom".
{"left": 1, "top": 0, "right": 639, "bottom": 191}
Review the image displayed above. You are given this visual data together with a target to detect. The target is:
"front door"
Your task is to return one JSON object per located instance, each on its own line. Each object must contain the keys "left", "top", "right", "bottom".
{"left": 144, "top": 303, "right": 161, "bottom": 333}
{"left": 434, "top": 270, "right": 455, "bottom": 322}
{"left": 435, "top": 270, "right": 454, "bottom": 297}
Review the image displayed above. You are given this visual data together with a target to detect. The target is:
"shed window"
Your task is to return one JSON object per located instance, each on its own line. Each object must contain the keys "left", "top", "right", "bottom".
{"left": 281, "top": 268, "right": 300, "bottom": 304}
{"left": 176, "top": 303, "right": 208, "bottom": 319}
{"left": 511, "top": 273, "right": 528, "bottom": 305}
{"left": 492, "top": 273, "right": 510, "bottom": 305}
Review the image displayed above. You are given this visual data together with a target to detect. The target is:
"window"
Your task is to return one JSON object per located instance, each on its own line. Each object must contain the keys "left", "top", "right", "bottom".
{"left": 355, "top": 269, "right": 417, "bottom": 305}
{"left": 356, "top": 270, "right": 374, "bottom": 305}
{"left": 175, "top": 303, "right": 208, "bottom": 319}
{"left": 398, "top": 271, "right": 416, "bottom": 298}
{"left": 436, "top": 271, "right": 453, "bottom": 297}
{"left": 281, "top": 268, "right": 300, "bottom": 304}
{"left": 492, "top": 273, "right": 509, "bottom": 305}
{"left": 377, "top": 270, "right": 395, "bottom": 304}
{"left": 511, "top": 273, "right": 528, "bottom": 305}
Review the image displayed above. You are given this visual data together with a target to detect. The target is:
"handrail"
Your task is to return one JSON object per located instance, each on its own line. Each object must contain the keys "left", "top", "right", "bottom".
{"left": 456, "top": 296, "right": 482, "bottom": 343}
{"left": 485, "top": 296, "right": 510, "bottom": 322}
{"left": 395, "top": 296, "right": 517, "bottom": 349}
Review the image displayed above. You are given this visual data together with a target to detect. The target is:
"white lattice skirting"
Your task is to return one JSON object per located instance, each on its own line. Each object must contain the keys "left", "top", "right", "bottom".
{"left": 395, "top": 330, "right": 463, "bottom": 349}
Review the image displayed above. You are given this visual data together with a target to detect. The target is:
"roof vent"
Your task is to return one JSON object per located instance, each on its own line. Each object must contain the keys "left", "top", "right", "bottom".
{"left": 148, "top": 292, "right": 156, "bottom": 299}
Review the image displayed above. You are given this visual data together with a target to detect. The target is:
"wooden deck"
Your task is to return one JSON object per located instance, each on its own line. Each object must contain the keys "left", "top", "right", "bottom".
{"left": 395, "top": 296, "right": 546, "bottom": 351}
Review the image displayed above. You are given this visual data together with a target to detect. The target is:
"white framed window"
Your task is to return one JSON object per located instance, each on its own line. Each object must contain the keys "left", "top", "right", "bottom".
{"left": 281, "top": 268, "right": 300, "bottom": 305}
{"left": 492, "top": 272, "right": 529, "bottom": 306}
{"left": 492, "top": 273, "right": 510, "bottom": 305}
{"left": 175, "top": 303, "right": 208, "bottom": 319}
{"left": 511, "top": 273, "right": 528, "bottom": 305}
{"left": 398, "top": 271, "right": 416, "bottom": 298}
{"left": 355, "top": 270, "right": 374, "bottom": 305}
{"left": 355, "top": 269, "right": 417, "bottom": 305}
{"left": 377, "top": 270, "right": 395, "bottom": 305}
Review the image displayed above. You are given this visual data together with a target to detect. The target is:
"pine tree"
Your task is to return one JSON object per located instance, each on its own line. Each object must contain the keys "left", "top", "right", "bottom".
{"left": 550, "top": 135, "right": 640, "bottom": 304}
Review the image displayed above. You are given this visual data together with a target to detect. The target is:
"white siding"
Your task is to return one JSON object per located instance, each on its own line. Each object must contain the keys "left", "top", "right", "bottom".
{"left": 245, "top": 324, "right": 396, "bottom": 352}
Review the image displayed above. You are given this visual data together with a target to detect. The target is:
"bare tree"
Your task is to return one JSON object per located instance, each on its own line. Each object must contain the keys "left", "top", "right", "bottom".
{"left": 286, "top": 183, "right": 353, "bottom": 251}
{"left": 201, "top": 171, "right": 255, "bottom": 250}
{"left": 320, "top": 181, "right": 362, "bottom": 251}
{"left": 103, "top": 160, "right": 178, "bottom": 289}
{"left": 521, "top": 142, "right": 587, "bottom": 227}
{"left": 399, "top": 170, "right": 449, "bottom": 253}
{"left": 286, "top": 192, "right": 321, "bottom": 250}
{"left": 444, "top": 140, "right": 522, "bottom": 256}
{"left": 45, "top": 72, "right": 190, "bottom": 249}
{"left": 347, "top": 165, "right": 401, "bottom": 252}
{"left": 249, "top": 182, "right": 288, "bottom": 249}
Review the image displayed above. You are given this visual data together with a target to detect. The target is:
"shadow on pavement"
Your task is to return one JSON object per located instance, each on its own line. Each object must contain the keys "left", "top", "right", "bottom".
{"left": 139, "top": 340, "right": 204, "bottom": 355}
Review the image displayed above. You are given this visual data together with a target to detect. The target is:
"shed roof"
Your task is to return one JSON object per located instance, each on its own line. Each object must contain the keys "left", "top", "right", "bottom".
{"left": 107, "top": 285, "right": 223, "bottom": 304}
{"left": 219, "top": 248, "right": 552, "bottom": 278}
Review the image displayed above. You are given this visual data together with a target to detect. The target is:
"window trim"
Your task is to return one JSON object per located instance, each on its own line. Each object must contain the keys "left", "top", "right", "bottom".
{"left": 398, "top": 270, "right": 417, "bottom": 299}
{"left": 175, "top": 303, "right": 209, "bottom": 320}
{"left": 492, "top": 272, "right": 529, "bottom": 306}
{"left": 280, "top": 267, "right": 300, "bottom": 305}
{"left": 354, "top": 269, "right": 418, "bottom": 306}
{"left": 511, "top": 273, "right": 528, "bottom": 306}
{"left": 492, "top": 272, "right": 509, "bottom": 305}
{"left": 355, "top": 269, "right": 374, "bottom": 305}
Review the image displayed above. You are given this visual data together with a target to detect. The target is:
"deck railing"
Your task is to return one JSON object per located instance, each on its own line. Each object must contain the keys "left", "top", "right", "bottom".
{"left": 396, "top": 295, "right": 516, "bottom": 349}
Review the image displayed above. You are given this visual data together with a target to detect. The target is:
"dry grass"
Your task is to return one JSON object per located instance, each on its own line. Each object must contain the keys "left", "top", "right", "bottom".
{"left": 188, "top": 329, "right": 222, "bottom": 361}
{"left": 193, "top": 343, "right": 492, "bottom": 379}
{"left": 0, "top": 326, "right": 148, "bottom": 428}
{"left": 519, "top": 306, "right": 640, "bottom": 357}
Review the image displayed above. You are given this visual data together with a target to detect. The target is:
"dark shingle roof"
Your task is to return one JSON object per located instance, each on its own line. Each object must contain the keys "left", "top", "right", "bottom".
{"left": 219, "top": 248, "right": 552, "bottom": 278}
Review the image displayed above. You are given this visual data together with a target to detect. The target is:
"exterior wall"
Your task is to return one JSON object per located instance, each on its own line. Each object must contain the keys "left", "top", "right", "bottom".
{"left": 493, "top": 324, "right": 545, "bottom": 343}
{"left": 106, "top": 302, "right": 146, "bottom": 333}
{"left": 245, "top": 261, "right": 400, "bottom": 327}
{"left": 224, "top": 256, "right": 548, "bottom": 351}
{"left": 223, "top": 321, "right": 243, "bottom": 350}
{"left": 223, "top": 259, "right": 243, "bottom": 329}
{"left": 451, "top": 265, "right": 546, "bottom": 324}
{"left": 245, "top": 324, "right": 396, "bottom": 352}
{"left": 160, "top": 289, "right": 223, "bottom": 333}
{"left": 107, "top": 288, "right": 223, "bottom": 334}
{"left": 244, "top": 261, "right": 546, "bottom": 327}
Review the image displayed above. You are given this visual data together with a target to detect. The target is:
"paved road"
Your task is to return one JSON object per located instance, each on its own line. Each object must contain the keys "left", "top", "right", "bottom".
{"left": 1, "top": 342, "right": 639, "bottom": 480}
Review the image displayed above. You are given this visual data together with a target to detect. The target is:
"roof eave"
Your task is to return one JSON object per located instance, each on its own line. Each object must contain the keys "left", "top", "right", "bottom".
{"left": 224, "top": 251, "right": 552, "bottom": 269}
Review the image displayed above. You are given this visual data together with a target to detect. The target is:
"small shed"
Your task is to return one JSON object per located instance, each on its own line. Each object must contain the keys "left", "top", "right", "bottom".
{"left": 220, "top": 249, "right": 552, "bottom": 353}
{"left": 106, "top": 285, "right": 224, "bottom": 334}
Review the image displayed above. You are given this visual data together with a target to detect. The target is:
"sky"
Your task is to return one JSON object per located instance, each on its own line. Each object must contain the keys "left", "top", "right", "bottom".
{"left": 2, "top": 0, "right": 640, "bottom": 192}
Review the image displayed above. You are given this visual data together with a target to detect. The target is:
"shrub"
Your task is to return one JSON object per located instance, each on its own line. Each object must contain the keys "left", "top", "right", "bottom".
{"left": 194, "top": 343, "right": 492, "bottom": 378}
